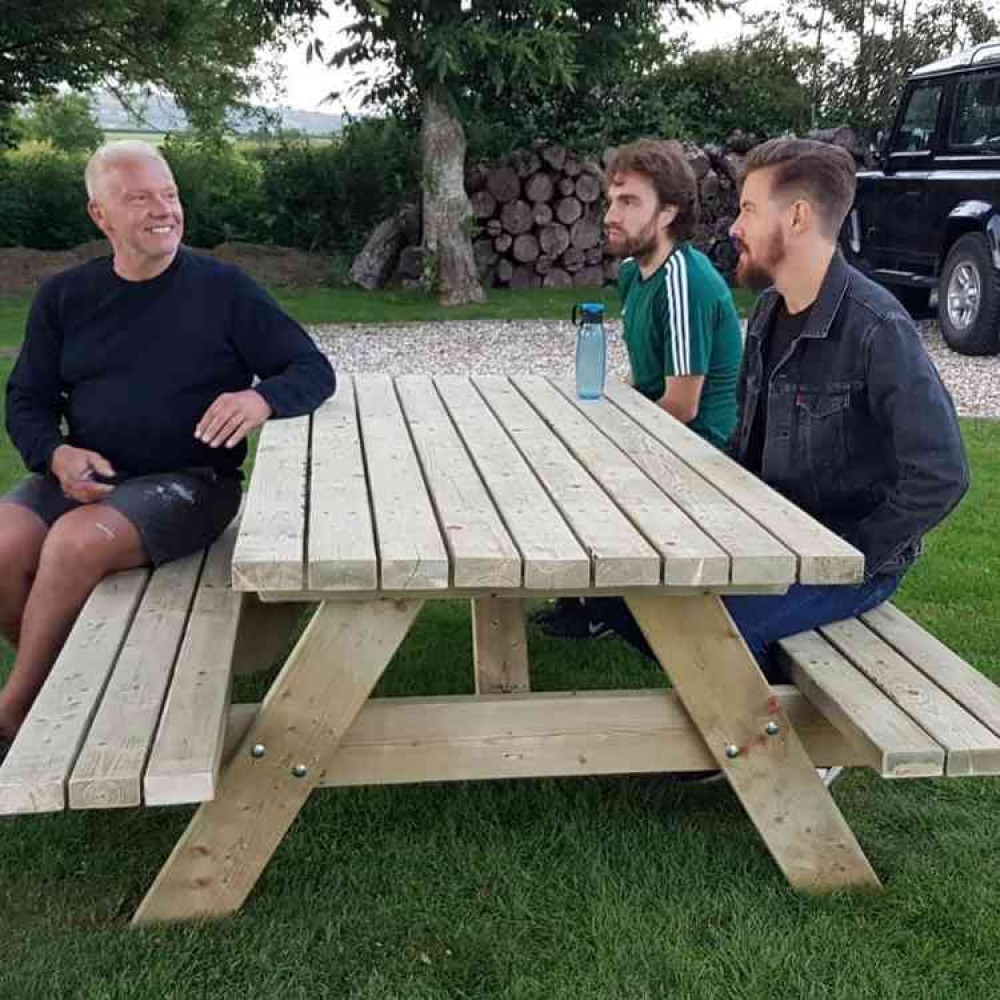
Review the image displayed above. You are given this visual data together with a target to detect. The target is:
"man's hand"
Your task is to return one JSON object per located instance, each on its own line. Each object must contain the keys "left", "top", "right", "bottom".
{"left": 50, "top": 445, "right": 116, "bottom": 504}
{"left": 196, "top": 389, "right": 273, "bottom": 449}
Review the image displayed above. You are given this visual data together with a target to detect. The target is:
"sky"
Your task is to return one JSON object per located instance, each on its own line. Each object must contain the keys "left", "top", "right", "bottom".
{"left": 277, "top": 2, "right": 772, "bottom": 115}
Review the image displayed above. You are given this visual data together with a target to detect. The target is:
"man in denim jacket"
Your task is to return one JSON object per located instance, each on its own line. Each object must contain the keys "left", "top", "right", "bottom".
{"left": 720, "top": 137, "right": 969, "bottom": 674}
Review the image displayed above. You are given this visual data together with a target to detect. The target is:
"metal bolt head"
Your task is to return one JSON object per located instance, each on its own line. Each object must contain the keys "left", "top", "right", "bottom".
{"left": 724, "top": 744, "right": 740, "bottom": 759}
{"left": 251, "top": 744, "right": 266, "bottom": 759}
{"left": 765, "top": 721, "right": 780, "bottom": 736}
{"left": 292, "top": 764, "right": 308, "bottom": 778}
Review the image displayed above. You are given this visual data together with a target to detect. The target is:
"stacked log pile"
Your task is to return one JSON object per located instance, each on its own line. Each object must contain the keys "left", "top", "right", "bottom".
{"left": 361, "top": 128, "right": 867, "bottom": 290}
{"left": 464, "top": 144, "right": 611, "bottom": 290}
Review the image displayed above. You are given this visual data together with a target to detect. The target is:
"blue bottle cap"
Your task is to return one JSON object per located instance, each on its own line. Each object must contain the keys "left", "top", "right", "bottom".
{"left": 572, "top": 302, "right": 605, "bottom": 325}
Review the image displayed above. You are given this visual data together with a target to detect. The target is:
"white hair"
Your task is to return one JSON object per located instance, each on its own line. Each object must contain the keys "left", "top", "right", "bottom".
{"left": 84, "top": 140, "right": 172, "bottom": 200}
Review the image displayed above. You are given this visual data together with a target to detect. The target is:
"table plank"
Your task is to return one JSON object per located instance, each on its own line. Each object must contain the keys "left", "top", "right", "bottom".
{"left": 397, "top": 376, "right": 521, "bottom": 588}
{"left": 232, "top": 416, "right": 309, "bottom": 591}
{"left": 435, "top": 376, "right": 589, "bottom": 590}
{"left": 513, "top": 376, "right": 728, "bottom": 586}
{"left": 474, "top": 376, "right": 660, "bottom": 588}
{"left": 68, "top": 550, "right": 205, "bottom": 809}
{"left": 308, "top": 376, "right": 378, "bottom": 590}
{"left": 355, "top": 374, "right": 449, "bottom": 590}
{"left": 550, "top": 378, "right": 797, "bottom": 586}
{"left": 605, "top": 381, "right": 864, "bottom": 585}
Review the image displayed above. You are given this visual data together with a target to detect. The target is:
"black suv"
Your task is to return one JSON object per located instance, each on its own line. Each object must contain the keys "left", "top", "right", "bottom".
{"left": 845, "top": 39, "right": 1000, "bottom": 355}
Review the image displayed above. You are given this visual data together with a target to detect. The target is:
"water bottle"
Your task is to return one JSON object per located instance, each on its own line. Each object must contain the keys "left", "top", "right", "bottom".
{"left": 573, "top": 302, "right": 607, "bottom": 399}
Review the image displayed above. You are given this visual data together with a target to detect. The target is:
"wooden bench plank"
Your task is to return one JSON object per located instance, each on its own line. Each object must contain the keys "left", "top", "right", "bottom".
{"left": 777, "top": 631, "right": 946, "bottom": 778}
{"left": 308, "top": 376, "right": 379, "bottom": 590}
{"left": 0, "top": 569, "right": 150, "bottom": 815}
{"left": 397, "top": 375, "right": 521, "bottom": 588}
{"left": 144, "top": 518, "right": 246, "bottom": 806}
{"left": 435, "top": 376, "right": 589, "bottom": 590}
{"left": 862, "top": 603, "right": 1000, "bottom": 738}
{"left": 821, "top": 618, "right": 1000, "bottom": 776}
{"left": 513, "top": 376, "right": 729, "bottom": 587}
{"left": 232, "top": 416, "right": 310, "bottom": 591}
{"left": 474, "top": 376, "right": 660, "bottom": 588}
{"left": 551, "top": 377, "right": 797, "bottom": 586}
{"left": 355, "top": 374, "right": 449, "bottom": 590}
{"left": 222, "top": 687, "right": 868, "bottom": 786}
{"left": 67, "top": 550, "right": 206, "bottom": 809}
{"left": 604, "top": 381, "right": 864, "bottom": 585}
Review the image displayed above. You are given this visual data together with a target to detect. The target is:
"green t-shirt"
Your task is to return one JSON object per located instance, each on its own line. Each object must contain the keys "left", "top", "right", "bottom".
{"left": 618, "top": 244, "right": 743, "bottom": 449}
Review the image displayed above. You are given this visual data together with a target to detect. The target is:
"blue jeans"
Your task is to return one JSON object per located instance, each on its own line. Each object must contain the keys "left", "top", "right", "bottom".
{"left": 588, "top": 573, "right": 903, "bottom": 681}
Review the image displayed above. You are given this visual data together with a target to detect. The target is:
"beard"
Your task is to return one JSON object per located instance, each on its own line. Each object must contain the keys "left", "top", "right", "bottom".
{"left": 735, "top": 226, "right": 786, "bottom": 292}
{"left": 605, "top": 215, "right": 662, "bottom": 264}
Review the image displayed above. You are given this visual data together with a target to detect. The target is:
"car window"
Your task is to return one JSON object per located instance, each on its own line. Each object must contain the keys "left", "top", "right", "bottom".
{"left": 891, "top": 83, "right": 944, "bottom": 153}
{"left": 950, "top": 74, "right": 1000, "bottom": 149}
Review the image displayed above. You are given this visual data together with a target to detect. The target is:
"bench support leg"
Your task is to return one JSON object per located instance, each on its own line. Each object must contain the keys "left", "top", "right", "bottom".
{"left": 471, "top": 597, "right": 530, "bottom": 694}
{"left": 626, "top": 594, "right": 882, "bottom": 893}
{"left": 133, "top": 597, "right": 424, "bottom": 924}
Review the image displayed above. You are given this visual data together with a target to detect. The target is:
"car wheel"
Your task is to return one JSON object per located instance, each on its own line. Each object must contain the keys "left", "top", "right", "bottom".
{"left": 937, "top": 233, "right": 1000, "bottom": 355}
{"left": 891, "top": 285, "right": 932, "bottom": 319}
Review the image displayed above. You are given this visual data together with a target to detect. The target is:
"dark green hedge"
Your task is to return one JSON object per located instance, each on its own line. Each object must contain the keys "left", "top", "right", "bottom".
{"left": 0, "top": 117, "right": 421, "bottom": 260}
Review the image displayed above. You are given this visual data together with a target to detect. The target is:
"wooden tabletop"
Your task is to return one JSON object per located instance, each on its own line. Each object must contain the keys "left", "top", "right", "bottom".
{"left": 232, "top": 374, "right": 864, "bottom": 598}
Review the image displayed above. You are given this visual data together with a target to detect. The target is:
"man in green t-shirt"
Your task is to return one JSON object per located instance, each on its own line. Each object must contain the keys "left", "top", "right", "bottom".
{"left": 535, "top": 138, "right": 742, "bottom": 639}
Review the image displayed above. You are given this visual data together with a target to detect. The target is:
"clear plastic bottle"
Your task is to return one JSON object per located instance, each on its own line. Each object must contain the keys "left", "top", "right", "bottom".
{"left": 573, "top": 302, "right": 606, "bottom": 400}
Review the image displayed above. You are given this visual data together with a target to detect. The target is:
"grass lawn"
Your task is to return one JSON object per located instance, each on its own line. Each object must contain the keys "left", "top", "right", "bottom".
{"left": 0, "top": 299, "right": 998, "bottom": 998}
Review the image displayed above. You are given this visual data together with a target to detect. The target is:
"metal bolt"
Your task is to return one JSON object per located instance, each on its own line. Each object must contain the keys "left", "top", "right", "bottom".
{"left": 251, "top": 744, "right": 266, "bottom": 759}
{"left": 765, "top": 721, "right": 780, "bottom": 736}
{"left": 292, "top": 764, "right": 308, "bottom": 778}
{"left": 724, "top": 744, "right": 740, "bottom": 759}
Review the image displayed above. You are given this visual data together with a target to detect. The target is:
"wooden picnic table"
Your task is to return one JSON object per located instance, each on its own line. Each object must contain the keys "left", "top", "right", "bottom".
{"left": 134, "top": 373, "right": 877, "bottom": 923}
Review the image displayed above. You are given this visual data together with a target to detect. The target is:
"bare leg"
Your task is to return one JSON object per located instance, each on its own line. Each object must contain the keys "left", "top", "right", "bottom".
{"left": 0, "top": 505, "right": 147, "bottom": 741}
{"left": 0, "top": 503, "right": 49, "bottom": 650}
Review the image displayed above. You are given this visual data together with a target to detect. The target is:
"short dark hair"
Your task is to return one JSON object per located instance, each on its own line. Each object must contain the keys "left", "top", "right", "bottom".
{"left": 745, "top": 138, "right": 857, "bottom": 237}
{"left": 605, "top": 139, "right": 699, "bottom": 242}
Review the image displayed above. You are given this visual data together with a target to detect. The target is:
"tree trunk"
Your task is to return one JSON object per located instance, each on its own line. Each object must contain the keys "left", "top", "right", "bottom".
{"left": 420, "top": 85, "right": 486, "bottom": 306}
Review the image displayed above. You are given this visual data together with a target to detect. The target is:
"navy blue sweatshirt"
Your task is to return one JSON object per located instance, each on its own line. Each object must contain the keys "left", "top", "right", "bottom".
{"left": 5, "top": 249, "right": 336, "bottom": 478}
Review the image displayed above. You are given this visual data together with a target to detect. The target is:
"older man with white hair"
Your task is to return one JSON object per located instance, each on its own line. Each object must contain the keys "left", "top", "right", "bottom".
{"left": 0, "top": 140, "right": 336, "bottom": 754}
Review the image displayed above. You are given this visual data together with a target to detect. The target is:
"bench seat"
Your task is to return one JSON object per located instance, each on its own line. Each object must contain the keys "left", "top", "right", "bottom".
{"left": 778, "top": 602, "right": 1000, "bottom": 779}
{"left": 0, "top": 516, "right": 245, "bottom": 815}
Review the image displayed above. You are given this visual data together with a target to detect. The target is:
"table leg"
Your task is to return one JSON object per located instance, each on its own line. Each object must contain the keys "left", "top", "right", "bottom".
{"left": 133, "top": 598, "right": 424, "bottom": 924}
{"left": 471, "top": 597, "right": 530, "bottom": 694}
{"left": 626, "top": 593, "right": 881, "bottom": 892}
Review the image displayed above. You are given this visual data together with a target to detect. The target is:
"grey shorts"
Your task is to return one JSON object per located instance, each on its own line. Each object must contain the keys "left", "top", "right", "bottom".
{"left": 1, "top": 467, "right": 242, "bottom": 567}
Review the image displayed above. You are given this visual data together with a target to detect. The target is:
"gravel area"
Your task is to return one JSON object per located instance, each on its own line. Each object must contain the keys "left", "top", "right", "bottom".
{"left": 311, "top": 317, "right": 1000, "bottom": 419}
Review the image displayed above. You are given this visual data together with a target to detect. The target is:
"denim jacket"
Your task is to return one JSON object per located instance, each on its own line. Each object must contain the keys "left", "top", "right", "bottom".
{"left": 731, "top": 251, "right": 969, "bottom": 579}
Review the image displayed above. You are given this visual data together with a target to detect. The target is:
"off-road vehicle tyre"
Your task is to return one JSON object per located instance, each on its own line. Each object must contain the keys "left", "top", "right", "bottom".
{"left": 937, "top": 233, "right": 1000, "bottom": 355}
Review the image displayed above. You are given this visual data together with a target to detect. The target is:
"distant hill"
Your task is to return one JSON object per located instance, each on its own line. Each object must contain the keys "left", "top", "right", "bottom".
{"left": 92, "top": 89, "right": 343, "bottom": 136}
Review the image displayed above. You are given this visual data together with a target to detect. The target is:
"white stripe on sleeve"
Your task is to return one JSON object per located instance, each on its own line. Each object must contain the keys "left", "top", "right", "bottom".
{"left": 662, "top": 257, "right": 682, "bottom": 377}
{"left": 676, "top": 249, "right": 691, "bottom": 374}
{"left": 664, "top": 254, "right": 691, "bottom": 376}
